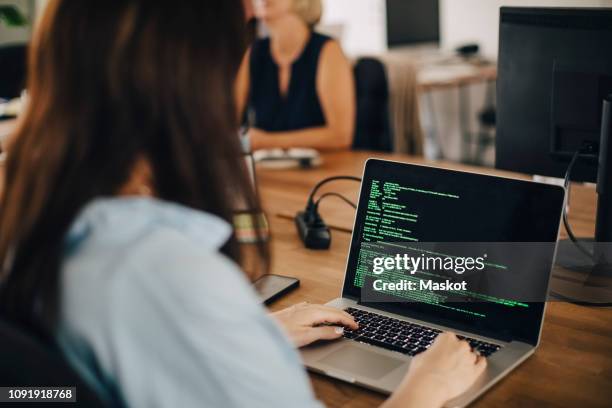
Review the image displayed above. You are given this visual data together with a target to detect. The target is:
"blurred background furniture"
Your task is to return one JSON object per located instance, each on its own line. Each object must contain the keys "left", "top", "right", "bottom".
{"left": 357, "top": 47, "right": 497, "bottom": 162}
{"left": 475, "top": 82, "right": 496, "bottom": 166}
{"left": 320, "top": 0, "right": 499, "bottom": 164}
{"left": 352, "top": 57, "right": 392, "bottom": 152}
{"left": 415, "top": 53, "right": 497, "bottom": 164}
{"left": 0, "top": 44, "right": 27, "bottom": 100}
{"left": 378, "top": 52, "right": 425, "bottom": 156}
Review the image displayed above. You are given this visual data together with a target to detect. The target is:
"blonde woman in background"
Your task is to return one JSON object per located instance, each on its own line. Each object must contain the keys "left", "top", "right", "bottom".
{"left": 236, "top": 0, "right": 356, "bottom": 151}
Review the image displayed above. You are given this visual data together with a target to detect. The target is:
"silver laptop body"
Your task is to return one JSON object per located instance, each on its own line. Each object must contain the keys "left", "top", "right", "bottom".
{"left": 301, "top": 159, "right": 565, "bottom": 407}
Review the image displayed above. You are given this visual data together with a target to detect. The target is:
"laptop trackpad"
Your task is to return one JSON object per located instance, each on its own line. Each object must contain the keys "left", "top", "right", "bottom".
{"left": 318, "top": 345, "right": 404, "bottom": 379}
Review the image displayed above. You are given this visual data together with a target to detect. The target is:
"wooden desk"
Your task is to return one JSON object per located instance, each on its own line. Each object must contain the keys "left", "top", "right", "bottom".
{"left": 258, "top": 151, "right": 612, "bottom": 408}
{"left": 381, "top": 44, "right": 498, "bottom": 93}
{"left": 418, "top": 64, "right": 497, "bottom": 94}
{"left": 419, "top": 60, "right": 497, "bottom": 163}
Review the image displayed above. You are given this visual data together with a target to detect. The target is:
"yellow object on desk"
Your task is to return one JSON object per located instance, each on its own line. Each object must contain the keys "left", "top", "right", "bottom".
{"left": 234, "top": 212, "right": 269, "bottom": 244}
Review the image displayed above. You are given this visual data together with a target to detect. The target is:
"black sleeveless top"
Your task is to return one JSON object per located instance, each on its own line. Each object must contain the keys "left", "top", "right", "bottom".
{"left": 248, "top": 32, "right": 331, "bottom": 132}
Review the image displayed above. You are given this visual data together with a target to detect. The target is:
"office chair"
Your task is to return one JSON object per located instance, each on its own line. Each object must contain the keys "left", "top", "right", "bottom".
{"left": 473, "top": 80, "right": 496, "bottom": 166}
{"left": 353, "top": 57, "right": 393, "bottom": 152}
{"left": 0, "top": 319, "right": 108, "bottom": 407}
{"left": 0, "top": 44, "right": 27, "bottom": 100}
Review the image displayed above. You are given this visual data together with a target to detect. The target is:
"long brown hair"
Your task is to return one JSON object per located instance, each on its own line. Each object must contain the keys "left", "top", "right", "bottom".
{"left": 0, "top": 0, "right": 265, "bottom": 337}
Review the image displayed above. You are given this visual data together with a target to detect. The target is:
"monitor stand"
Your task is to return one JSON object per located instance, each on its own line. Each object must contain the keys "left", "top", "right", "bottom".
{"left": 550, "top": 95, "right": 612, "bottom": 306}
{"left": 551, "top": 239, "right": 612, "bottom": 305}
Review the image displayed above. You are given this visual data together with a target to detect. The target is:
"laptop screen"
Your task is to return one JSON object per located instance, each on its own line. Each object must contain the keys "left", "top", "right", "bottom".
{"left": 342, "top": 159, "right": 565, "bottom": 345}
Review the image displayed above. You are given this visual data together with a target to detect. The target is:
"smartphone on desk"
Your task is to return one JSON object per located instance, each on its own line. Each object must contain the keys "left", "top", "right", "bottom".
{"left": 253, "top": 274, "right": 300, "bottom": 305}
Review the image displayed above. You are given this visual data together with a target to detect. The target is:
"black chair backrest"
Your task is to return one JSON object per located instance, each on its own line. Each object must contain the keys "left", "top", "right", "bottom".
{"left": 0, "top": 319, "right": 107, "bottom": 407}
{"left": 352, "top": 57, "right": 392, "bottom": 152}
{"left": 0, "top": 44, "right": 27, "bottom": 100}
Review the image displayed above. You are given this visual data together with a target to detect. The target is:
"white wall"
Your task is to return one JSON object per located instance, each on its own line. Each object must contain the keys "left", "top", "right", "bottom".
{"left": 35, "top": 0, "right": 46, "bottom": 17}
{"left": 320, "top": 0, "right": 387, "bottom": 57}
{"left": 0, "top": 0, "right": 34, "bottom": 45}
{"left": 440, "top": 0, "right": 612, "bottom": 60}
{"left": 320, "top": 0, "right": 612, "bottom": 59}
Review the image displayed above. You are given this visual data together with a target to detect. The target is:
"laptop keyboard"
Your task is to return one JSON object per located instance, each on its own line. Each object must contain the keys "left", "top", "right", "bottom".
{"left": 343, "top": 308, "right": 501, "bottom": 357}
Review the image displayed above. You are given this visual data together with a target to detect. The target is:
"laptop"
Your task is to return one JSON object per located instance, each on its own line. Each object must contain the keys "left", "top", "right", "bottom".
{"left": 301, "top": 159, "right": 565, "bottom": 407}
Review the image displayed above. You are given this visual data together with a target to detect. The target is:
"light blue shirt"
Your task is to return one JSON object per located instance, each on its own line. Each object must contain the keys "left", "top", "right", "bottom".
{"left": 57, "top": 198, "right": 322, "bottom": 408}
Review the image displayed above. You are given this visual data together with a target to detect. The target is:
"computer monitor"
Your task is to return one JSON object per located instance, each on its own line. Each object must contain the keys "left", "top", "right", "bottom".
{"left": 386, "top": 0, "right": 439, "bottom": 47}
{"left": 496, "top": 7, "right": 612, "bottom": 304}
{"left": 496, "top": 7, "right": 612, "bottom": 183}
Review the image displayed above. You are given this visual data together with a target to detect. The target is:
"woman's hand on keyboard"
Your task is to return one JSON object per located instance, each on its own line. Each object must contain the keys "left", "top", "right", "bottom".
{"left": 271, "top": 302, "right": 359, "bottom": 348}
{"left": 383, "top": 332, "right": 487, "bottom": 408}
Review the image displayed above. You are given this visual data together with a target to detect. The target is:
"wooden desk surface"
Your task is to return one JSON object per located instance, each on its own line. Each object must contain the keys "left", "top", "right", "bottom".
{"left": 258, "top": 151, "right": 612, "bottom": 408}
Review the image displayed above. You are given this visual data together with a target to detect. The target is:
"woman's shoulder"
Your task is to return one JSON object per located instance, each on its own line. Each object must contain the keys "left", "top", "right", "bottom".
{"left": 62, "top": 198, "right": 261, "bottom": 323}
{"left": 316, "top": 35, "right": 348, "bottom": 70}
{"left": 308, "top": 32, "right": 342, "bottom": 59}
{"left": 64, "top": 197, "right": 246, "bottom": 291}
{"left": 304, "top": 32, "right": 333, "bottom": 55}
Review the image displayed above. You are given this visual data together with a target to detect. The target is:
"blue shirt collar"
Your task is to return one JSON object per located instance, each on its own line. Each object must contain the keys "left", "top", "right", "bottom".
{"left": 65, "top": 197, "right": 232, "bottom": 254}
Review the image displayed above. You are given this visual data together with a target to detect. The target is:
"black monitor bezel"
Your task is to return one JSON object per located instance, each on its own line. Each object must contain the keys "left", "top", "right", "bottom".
{"left": 496, "top": 6, "right": 612, "bottom": 183}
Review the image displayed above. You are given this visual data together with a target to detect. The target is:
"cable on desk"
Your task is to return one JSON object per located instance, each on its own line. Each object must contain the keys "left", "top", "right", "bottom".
{"left": 562, "top": 150, "right": 594, "bottom": 261}
{"left": 296, "top": 176, "right": 362, "bottom": 249}
{"left": 314, "top": 192, "right": 357, "bottom": 211}
{"left": 305, "top": 176, "right": 362, "bottom": 211}
{"left": 549, "top": 148, "right": 612, "bottom": 307}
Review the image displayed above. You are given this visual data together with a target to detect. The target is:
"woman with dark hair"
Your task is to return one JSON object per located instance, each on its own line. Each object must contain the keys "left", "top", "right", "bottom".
{"left": 0, "top": 1, "right": 485, "bottom": 407}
